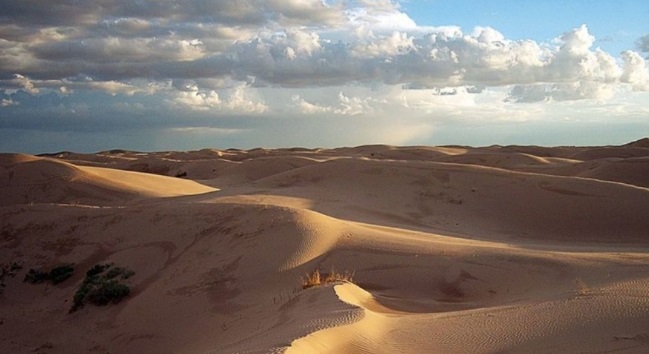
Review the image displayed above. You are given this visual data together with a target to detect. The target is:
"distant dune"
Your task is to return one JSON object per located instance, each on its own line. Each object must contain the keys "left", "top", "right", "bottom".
{"left": 2, "top": 139, "right": 649, "bottom": 353}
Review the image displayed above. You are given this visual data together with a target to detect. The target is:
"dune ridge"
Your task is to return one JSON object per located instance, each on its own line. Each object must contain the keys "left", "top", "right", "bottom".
{"left": 1, "top": 139, "right": 649, "bottom": 353}
{"left": 0, "top": 154, "right": 216, "bottom": 206}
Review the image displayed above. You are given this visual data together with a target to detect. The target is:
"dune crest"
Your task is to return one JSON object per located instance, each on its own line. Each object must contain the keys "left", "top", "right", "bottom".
{"left": 0, "top": 153, "right": 216, "bottom": 206}
{"left": 2, "top": 140, "right": 649, "bottom": 353}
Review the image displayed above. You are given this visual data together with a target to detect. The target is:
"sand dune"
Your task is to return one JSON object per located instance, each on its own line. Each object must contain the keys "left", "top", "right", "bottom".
{"left": 2, "top": 139, "right": 649, "bottom": 353}
{"left": 0, "top": 154, "right": 216, "bottom": 206}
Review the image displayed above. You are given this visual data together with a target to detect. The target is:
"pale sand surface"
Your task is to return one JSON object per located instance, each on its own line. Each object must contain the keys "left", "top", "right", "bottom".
{"left": 1, "top": 139, "right": 649, "bottom": 353}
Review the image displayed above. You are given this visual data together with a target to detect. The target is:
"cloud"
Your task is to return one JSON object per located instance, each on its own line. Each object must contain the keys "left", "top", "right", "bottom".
{"left": 351, "top": 31, "right": 414, "bottom": 57}
{"left": 292, "top": 91, "right": 378, "bottom": 116}
{"left": 268, "top": 0, "right": 345, "bottom": 25}
{"left": 0, "top": 74, "right": 161, "bottom": 96}
{"left": 222, "top": 24, "right": 649, "bottom": 99}
{"left": 10, "top": 74, "right": 39, "bottom": 94}
{"left": 1, "top": 98, "right": 16, "bottom": 106}
{"left": 506, "top": 81, "right": 616, "bottom": 103}
{"left": 2, "top": 1, "right": 648, "bottom": 99}
{"left": 166, "top": 127, "right": 245, "bottom": 135}
{"left": 292, "top": 95, "right": 331, "bottom": 114}
{"left": 169, "top": 84, "right": 268, "bottom": 113}
{"left": 620, "top": 50, "right": 649, "bottom": 90}
{"left": 0, "top": 0, "right": 344, "bottom": 27}
{"left": 347, "top": 0, "right": 417, "bottom": 30}
{"left": 1, "top": 1, "right": 649, "bottom": 153}
{"left": 638, "top": 34, "right": 649, "bottom": 53}
{"left": 32, "top": 37, "right": 206, "bottom": 63}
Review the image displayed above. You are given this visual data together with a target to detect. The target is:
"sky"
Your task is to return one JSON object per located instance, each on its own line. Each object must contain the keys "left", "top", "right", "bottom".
{"left": 1, "top": 0, "right": 648, "bottom": 153}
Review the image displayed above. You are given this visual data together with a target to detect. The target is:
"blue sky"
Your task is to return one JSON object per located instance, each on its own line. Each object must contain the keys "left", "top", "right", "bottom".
{"left": 0, "top": 0, "right": 648, "bottom": 153}
{"left": 404, "top": 0, "right": 647, "bottom": 54}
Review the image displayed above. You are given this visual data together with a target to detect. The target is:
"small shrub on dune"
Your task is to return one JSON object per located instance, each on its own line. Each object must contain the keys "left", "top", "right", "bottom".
{"left": 85, "top": 279, "right": 131, "bottom": 306}
{"left": 24, "top": 269, "right": 50, "bottom": 284}
{"left": 0, "top": 262, "right": 22, "bottom": 293}
{"left": 49, "top": 264, "right": 75, "bottom": 284}
{"left": 301, "top": 268, "right": 354, "bottom": 290}
{"left": 86, "top": 263, "right": 111, "bottom": 277}
{"left": 70, "top": 263, "right": 134, "bottom": 313}
{"left": 105, "top": 266, "right": 134, "bottom": 280}
{"left": 1, "top": 262, "right": 22, "bottom": 276}
{"left": 24, "top": 264, "right": 74, "bottom": 284}
{"left": 72, "top": 282, "right": 91, "bottom": 312}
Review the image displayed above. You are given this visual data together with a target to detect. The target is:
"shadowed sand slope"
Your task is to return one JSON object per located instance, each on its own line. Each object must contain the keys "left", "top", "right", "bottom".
{"left": 2, "top": 140, "right": 649, "bottom": 353}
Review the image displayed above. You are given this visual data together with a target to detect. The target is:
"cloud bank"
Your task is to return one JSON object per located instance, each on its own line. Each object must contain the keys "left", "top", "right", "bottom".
{"left": 1, "top": 0, "right": 648, "bottom": 152}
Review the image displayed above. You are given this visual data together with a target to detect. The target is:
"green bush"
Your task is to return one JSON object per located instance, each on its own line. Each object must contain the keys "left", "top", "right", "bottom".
{"left": 72, "top": 283, "right": 91, "bottom": 312}
{"left": 70, "top": 263, "right": 134, "bottom": 313}
{"left": 24, "top": 264, "right": 74, "bottom": 284}
{"left": 49, "top": 265, "right": 74, "bottom": 284}
{"left": 86, "top": 279, "right": 131, "bottom": 306}
{"left": 104, "top": 266, "right": 134, "bottom": 280}
{"left": 86, "top": 264, "right": 111, "bottom": 277}
{"left": 24, "top": 269, "right": 50, "bottom": 284}
{"left": 120, "top": 269, "right": 135, "bottom": 280}
{"left": 0, "top": 262, "right": 22, "bottom": 294}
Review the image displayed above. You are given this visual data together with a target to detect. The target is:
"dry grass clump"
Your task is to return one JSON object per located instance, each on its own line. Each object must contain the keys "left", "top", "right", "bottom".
{"left": 302, "top": 268, "right": 354, "bottom": 289}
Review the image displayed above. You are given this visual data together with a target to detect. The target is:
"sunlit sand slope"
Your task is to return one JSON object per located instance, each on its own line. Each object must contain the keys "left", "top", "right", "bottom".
{"left": 0, "top": 154, "right": 216, "bottom": 206}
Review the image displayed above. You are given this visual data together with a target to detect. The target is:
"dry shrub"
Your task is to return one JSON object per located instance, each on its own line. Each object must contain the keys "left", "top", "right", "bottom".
{"left": 302, "top": 268, "right": 354, "bottom": 289}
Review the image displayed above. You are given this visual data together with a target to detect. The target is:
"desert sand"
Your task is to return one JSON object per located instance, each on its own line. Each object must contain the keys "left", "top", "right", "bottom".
{"left": 1, "top": 138, "right": 649, "bottom": 353}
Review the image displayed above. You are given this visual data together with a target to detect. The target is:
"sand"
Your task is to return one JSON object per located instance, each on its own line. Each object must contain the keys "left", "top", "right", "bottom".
{"left": 1, "top": 139, "right": 649, "bottom": 353}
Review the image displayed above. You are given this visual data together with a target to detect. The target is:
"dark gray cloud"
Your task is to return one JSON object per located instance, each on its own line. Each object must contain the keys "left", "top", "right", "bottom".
{"left": 0, "top": 1, "right": 105, "bottom": 26}
{"left": 0, "top": 0, "right": 342, "bottom": 27}
{"left": 0, "top": 0, "right": 344, "bottom": 83}
{"left": 0, "top": 87, "right": 261, "bottom": 133}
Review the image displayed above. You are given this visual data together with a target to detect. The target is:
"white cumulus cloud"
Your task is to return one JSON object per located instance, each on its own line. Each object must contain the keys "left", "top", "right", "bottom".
{"left": 170, "top": 84, "right": 268, "bottom": 113}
